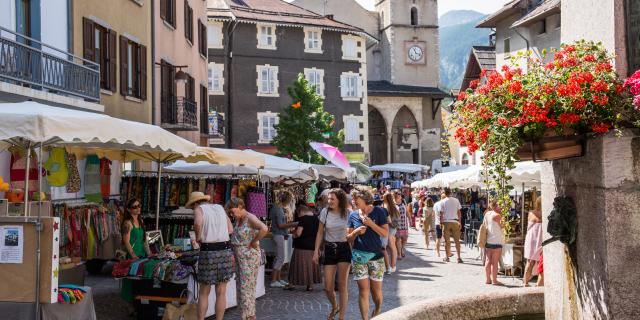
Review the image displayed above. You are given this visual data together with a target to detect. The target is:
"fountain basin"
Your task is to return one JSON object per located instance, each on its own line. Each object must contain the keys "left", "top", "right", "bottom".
{"left": 375, "top": 287, "right": 544, "bottom": 320}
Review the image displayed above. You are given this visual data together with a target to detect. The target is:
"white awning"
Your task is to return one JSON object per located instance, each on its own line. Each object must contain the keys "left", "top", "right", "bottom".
{"left": 369, "top": 163, "right": 429, "bottom": 173}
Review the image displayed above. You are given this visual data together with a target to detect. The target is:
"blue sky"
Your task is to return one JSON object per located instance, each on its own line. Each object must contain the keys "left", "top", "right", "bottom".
{"left": 287, "top": 0, "right": 512, "bottom": 16}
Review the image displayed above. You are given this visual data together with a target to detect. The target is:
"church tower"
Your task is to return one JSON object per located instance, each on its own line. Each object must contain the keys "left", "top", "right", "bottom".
{"left": 375, "top": 0, "right": 439, "bottom": 87}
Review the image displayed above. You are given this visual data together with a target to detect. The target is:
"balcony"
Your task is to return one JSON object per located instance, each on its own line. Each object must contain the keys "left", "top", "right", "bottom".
{"left": 0, "top": 27, "right": 100, "bottom": 103}
{"left": 161, "top": 96, "right": 198, "bottom": 131}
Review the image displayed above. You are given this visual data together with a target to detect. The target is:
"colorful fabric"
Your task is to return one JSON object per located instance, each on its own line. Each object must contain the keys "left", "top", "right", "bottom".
{"left": 196, "top": 249, "right": 234, "bottom": 285}
{"left": 44, "top": 148, "right": 68, "bottom": 187}
{"left": 246, "top": 192, "right": 267, "bottom": 218}
{"left": 352, "top": 257, "right": 385, "bottom": 281}
{"left": 9, "top": 150, "right": 39, "bottom": 193}
{"left": 84, "top": 155, "right": 102, "bottom": 203}
{"left": 232, "top": 218, "right": 260, "bottom": 320}
{"left": 99, "top": 158, "right": 111, "bottom": 198}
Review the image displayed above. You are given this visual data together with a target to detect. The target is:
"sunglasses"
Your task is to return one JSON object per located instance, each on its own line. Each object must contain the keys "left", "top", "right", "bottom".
{"left": 129, "top": 204, "right": 141, "bottom": 209}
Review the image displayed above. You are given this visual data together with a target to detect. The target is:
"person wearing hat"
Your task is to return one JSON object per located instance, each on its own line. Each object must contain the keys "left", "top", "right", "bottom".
{"left": 188, "top": 192, "right": 234, "bottom": 320}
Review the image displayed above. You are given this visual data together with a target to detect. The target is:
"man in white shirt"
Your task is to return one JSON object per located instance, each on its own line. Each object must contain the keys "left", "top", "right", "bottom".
{"left": 436, "top": 188, "right": 463, "bottom": 263}
{"left": 432, "top": 192, "right": 445, "bottom": 257}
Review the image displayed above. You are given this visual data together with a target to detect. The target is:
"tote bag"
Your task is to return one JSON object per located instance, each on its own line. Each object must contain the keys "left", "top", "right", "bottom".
{"left": 477, "top": 216, "right": 488, "bottom": 249}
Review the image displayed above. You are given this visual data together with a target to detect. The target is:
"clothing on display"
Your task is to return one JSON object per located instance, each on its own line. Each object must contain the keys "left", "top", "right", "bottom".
{"left": 112, "top": 255, "right": 196, "bottom": 283}
{"left": 84, "top": 155, "right": 102, "bottom": 203}
{"left": 9, "top": 149, "right": 40, "bottom": 193}
{"left": 57, "top": 285, "right": 87, "bottom": 304}
{"left": 65, "top": 152, "right": 82, "bottom": 193}
{"left": 44, "top": 148, "right": 68, "bottom": 187}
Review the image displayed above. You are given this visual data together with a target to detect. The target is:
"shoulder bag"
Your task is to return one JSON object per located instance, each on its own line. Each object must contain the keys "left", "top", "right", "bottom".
{"left": 318, "top": 208, "right": 328, "bottom": 265}
{"left": 477, "top": 214, "right": 488, "bottom": 249}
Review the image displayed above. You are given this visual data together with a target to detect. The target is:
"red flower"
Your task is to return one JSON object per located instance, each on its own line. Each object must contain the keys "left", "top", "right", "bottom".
{"left": 498, "top": 117, "right": 509, "bottom": 127}
{"left": 558, "top": 112, "right": 581, "bottom": 125}
{"left": 467, "top": 142, "right": 479, "bottom": 154}
{"left": 595, "top": 62, "right": 613, "bottom": 73}
{"left": 591, "top": 123, "right": 611, "bottom": 133}
{"left": 544, "top": 62, "right": 556, "bottom": 70}
{"left": 479, "top": 129, "right": 489, "bottom": 143}
{"left": 554, "top": 52, "right": 564, "bottom": 61}
{"left": 480, "top": 69, "right": 487, "bottom": 77}
{"left": 581, "top": 72, "right": 594, "bottom": 83}
{"left": 458, "top": 91, "right": 467, "bottom": 101}
{"left": 583, "top": 54, "right": 596, "bottom": 62}
{"left": 592, "top": 95, "right": 609, "bottom": 106}
{"left": 563, "top": 57, "right": 578, "bottom": 67}
{"left": 501, "top": 65, "right": 510, "bottom": 73}
{"left": 454, "top": 128, "right": 466, "bottom": 145}
{"left": 590, "top": 81, "right": 609, "bottom": 93}
{"left": 563, "top": 45, "right": 576, "bottom": 53}
{"left": 508, "top": 81, "right": 522, "bottom": 94}
{"left": 572, "top": 98, "right": 587, "bottom": 109}
{"left": 469, "top": 79, "right": 480, "bottom": 89}
{"left": 505, "top": 100, "right": 516, "bottom": 109}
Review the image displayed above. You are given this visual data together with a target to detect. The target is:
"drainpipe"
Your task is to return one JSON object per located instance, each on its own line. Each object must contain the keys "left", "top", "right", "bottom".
{"left": 225, "top": 20, "right": 238, "bottom": 148}
{"left": 513, "top": 28, "right": 531, "bottom": 70}
{"left": 151, "top": 0, "right": 156, "bottom": 124}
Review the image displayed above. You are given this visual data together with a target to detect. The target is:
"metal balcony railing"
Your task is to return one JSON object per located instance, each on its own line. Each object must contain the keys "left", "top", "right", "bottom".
{"left": 161, "top": 95, "right": 198, "bottom": 131}
{"left": 0, "top": 27, "right": 100, "bottom": 102}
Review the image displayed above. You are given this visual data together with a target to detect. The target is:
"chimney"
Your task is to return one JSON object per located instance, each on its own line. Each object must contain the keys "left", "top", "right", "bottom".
{"left": 325, "top": 14, "right": 334, "bottom": 20}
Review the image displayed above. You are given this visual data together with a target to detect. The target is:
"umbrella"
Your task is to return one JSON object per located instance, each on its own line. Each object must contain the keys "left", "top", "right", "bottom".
{"left": 350, "top": 162, "right": 372, "bottom": 183}
{"left": 309, "top": 142, "right": 350, "bottom": 171}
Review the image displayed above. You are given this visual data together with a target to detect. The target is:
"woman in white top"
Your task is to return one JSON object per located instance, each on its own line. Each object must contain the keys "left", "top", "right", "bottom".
{"left": 189, "top": 192, "right": 234, "bottom": 320}
{"left": 313, "top": 188, "right": 351, "bottom": 320}
{"left": 483, "top": 200, "right": 505, "bottom": 286}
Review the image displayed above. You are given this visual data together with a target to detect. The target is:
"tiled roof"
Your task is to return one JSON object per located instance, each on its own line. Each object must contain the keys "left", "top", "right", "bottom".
{"left": 511, "top": 0, "right": 561, "bottom": 27}
{"left": 472, "top": 46, "right": 496, "bottom": 71}
{"left": 209, "top": 0, "right": 373, "bottom": 39}
{"left": 368, "top": 81, "right": 447, "bottom": 98}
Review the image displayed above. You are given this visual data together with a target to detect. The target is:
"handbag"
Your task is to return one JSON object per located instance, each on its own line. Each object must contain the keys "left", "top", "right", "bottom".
{"left": 318, "top": 209, "right": 328, "bottom": 265}
{"left": 162, "top": 290, "right": 197, "bottom": 320}
{"left": 477, "top": 215, "right": 488, "bottom": 249}
{"left": 352, "top": 249, "right": 376, "bottom": 264}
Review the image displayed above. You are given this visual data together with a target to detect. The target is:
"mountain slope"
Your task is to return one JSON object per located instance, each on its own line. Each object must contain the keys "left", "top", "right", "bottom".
{"left": 439, "top": 11, "right": 492, "bottom": 92}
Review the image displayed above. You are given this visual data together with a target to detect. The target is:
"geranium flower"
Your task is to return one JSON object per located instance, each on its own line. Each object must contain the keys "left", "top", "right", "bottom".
{"left": 584, "top": 54, "right": 596, "bottom": 62}
{"left": 559, "top": 112, "right": 581, "bottom": 125}
{"left": 591, "top": 123, "right": 611, "bottom": 133}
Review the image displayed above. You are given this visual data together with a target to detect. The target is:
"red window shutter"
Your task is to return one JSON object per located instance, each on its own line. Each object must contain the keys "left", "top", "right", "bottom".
{"left": 140, "top": 44, "right": 147, "bottom": 100}
{"left": 160, "top": 0, "right": 167, "bottom": 21}
{"left": 120, "top": 36, "right": 128, "bottom": 96}
{"left": 82, "top": 18, "right": 95, "bottom": 62}
{"left": 108, "top": 30, "right": 117, "bottom": 92}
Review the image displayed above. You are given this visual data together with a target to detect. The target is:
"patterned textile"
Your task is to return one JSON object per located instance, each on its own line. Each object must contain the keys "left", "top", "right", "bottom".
{"left": 99, "top": 158, "right": 111, "bottom": 198}
{"left": 65, "top": 153, "right": 81, "bottom": 193}
{"left": 246, "top": 192, "right": 267, "bottom": 218}
{"left": 352, "top": 257, "right": 385, "bottom": 281}
{"left": 9, "top": 151, "right": 39, "bottom": 192}
{"left": 84, "top": 155, "right": 102, "bottom": 203}
{"left": 231, "top": 217, "right": 260, "bottom": 320}
{"left": 196, "top": 248, "right": 234, "bottom": 285}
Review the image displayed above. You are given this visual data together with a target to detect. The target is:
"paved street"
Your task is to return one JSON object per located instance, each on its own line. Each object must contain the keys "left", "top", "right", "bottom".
{"left": 88, "top": 230, "right": 526, "bottom": 320}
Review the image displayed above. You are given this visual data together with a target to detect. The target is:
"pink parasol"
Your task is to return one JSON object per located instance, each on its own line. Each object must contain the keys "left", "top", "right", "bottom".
{"left": 309, "top": 142, "right": 351, "bottom": 171}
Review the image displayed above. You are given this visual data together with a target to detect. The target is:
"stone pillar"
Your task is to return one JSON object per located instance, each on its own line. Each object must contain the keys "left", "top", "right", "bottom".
{"left": 541, "top": 129, "right": 640, "bottom": 320}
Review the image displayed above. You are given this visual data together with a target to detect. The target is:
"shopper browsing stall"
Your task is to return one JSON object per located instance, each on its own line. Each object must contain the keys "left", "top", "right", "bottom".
{"left": 190, "top": 192, "right": 234, "bottom": 320}
{"left": 285, "top": 205, "right": 321, "bottom": 291}
{"left": 269, "top": 191, "right": 299, "bottom": 288}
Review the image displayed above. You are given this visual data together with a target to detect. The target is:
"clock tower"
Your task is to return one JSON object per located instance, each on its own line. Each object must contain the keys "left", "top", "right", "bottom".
{"left": 375, "top": 0, "right": 439, "bottom": 87}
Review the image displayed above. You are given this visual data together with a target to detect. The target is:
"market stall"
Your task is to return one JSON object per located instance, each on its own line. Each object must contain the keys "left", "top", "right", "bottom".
{"left": 369, "top": 163, "right": 429, "bottom": 190}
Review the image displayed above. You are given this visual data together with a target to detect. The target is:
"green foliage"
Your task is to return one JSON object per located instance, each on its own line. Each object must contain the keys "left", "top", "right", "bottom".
{"left": 272, "top": 74, "right": 344, "bottom": 164}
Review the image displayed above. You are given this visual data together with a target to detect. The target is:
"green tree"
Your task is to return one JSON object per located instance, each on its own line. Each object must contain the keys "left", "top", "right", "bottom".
{"left": 273, "top": 74, "right": 344, "bottom": 164}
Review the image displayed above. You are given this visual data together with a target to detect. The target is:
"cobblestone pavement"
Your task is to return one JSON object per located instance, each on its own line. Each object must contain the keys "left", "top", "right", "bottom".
{"left": 223, "top": 229, "right": 524, "bottom": 320}
{"left": 89, "top": 229, "right": 526, "bottom": 320}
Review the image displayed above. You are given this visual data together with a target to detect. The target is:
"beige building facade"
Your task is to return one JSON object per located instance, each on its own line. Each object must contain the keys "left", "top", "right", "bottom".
{"left": 72, "top": 0, "right": 152, "bottom": 123}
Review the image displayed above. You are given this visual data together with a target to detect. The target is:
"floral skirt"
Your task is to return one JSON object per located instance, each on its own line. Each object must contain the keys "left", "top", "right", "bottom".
{"left": 196, "top": 248, "right": 234, "bottom": 285}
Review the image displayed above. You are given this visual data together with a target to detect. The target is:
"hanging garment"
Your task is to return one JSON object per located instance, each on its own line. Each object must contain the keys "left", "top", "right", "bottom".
{"left": 307, "top": 183, "right": 318, "bottom": 205}
{"left": 84, "top": 155, "right": 102, "bottom": 203}
{"left": 100, "top": 158, "right": 111, "bottom": 198}
{"left": 44, "top": 148, "right": 68, "bottom": 187}
{"left": 246, "top": 191, "right": 267, "bottom": 218}
{"left": 65, "top": 153, "right": 81, "bottom": 193}
{"left": 9, "top": 150, "right": 39, "bottom": 193}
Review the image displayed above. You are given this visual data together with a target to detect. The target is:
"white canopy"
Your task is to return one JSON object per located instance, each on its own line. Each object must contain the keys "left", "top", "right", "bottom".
{"left": 164, "top": 161, "right": 259, "bottom": 175}
{"left": 412, "top": 162, "right": 541, "bottom": 189}
{"left": 0, "top": 101, "right": 198, "bottom": 160}
{"left": 370, "top": 163, "right": 429, "bottom": 173}
{"left": 312, "top": 164, "right": 356, "bottom": 181}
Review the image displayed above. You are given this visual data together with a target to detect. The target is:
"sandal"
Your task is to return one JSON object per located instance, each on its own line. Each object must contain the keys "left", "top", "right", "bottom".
{"left": 328, "top": 307, "right": 340, "bottom": 319}
{"left": 443, "top": 257, "right": 450, "bottom": 262}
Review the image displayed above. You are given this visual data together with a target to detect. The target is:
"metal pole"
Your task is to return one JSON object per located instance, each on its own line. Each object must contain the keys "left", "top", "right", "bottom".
{"left": 23, "top": 144, "right": 32, "bottom": 217}
{"left": 155, "top": 161, "right": 162, "bottom": 230}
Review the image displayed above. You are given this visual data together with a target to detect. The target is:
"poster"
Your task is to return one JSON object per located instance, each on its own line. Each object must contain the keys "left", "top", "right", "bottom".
{"left": 0, "top": 225, "right": 23, "bottom": 264}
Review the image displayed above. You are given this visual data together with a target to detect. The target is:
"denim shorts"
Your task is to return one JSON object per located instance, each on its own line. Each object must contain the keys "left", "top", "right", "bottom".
{"left": 485, "top": 243, "right": 503, "bottom": 249}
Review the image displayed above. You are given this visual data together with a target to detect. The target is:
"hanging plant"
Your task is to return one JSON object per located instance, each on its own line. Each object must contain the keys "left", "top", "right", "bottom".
{"left": 450, "top": 40, "right": 635, "bottom": 219}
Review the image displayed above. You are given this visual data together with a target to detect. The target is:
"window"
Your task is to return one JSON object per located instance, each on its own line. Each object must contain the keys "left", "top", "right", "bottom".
{"left": 83, "top": 18, "right": 116, "bottom": 91}
{"left": 160, "top": 60, "right": 177, "bottom": 124}
{"left": 200, "top": 84, "right": 210, "bottom": 135}
{"left": 503, "top": 37, "right": 511, "bottom": 57}
{"left": 198, "top": 19, "right": 207, "bottom": 57}
{"left": 304, "top": 68, "right": 324, "bottom": 97}
{"left": 304, "top": 27, "right": 322, "bottom": 53}
{"left": 184, "top": 1, "right": 193, "bottom": 43}
{"left": 344, "top": 117, "right": 360, "bottom": 143}
{"left": 411, "top": 7, "right": 418, "bottom": 26}
{"left": 340, "top": 72, "right": 362, "bottom": 100}
{"left": 342, "top": 35, "right": 360, "bottom": 60}
{"left": 256, "top": 65, "right": 279, "bottom": 96}
{"left": 257, "top": 24, "right": 277, "bottom": 49}
{"left": 538, "top": 19, "right": 546, "bottom": 35}
{"left": 207, "top": 22, "right": 223, "bottom": 48}
{"left": 119, "top": 36, "right": 147, "bottom": 100}
{"left": 258, "top": 112, "right": 279, "bottom": 143}
{"left": 208, "top": 63, "right": 224, "bottom": 95}
{"left": 160, "top": 0, "right": 176, "bottom": 28}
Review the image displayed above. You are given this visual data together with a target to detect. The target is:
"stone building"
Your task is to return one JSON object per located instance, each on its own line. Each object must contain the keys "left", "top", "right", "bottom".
{"left": 293, "top": 0, "right": 447, "bottom": 166}
{"left": 205, "top": 0, "right": 373, "bottom": 157}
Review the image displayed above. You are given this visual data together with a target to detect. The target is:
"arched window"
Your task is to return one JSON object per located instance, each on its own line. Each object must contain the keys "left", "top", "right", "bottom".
{"left": 461, "top": 153, "right": 469, "bottom": 165}
{"left": 410, "top": 7, "right": 418, "bottom": 26}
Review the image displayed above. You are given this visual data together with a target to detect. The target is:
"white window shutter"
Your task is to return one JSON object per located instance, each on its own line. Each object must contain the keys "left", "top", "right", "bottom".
{"left": 273, "top": 68, "right": 279, "bottom": 94}
{"left": 340, "top": 75, "right": 347, "bottom": 97}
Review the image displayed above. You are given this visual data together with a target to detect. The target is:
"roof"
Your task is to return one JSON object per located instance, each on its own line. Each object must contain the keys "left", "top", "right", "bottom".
{"left": 208, "top": 0, "right": 376, "bottom": 41}
{"left": 476, "top": 0, "right": 525, "bottom": 28}
{"left": 367, "top": 81, "right": 447, "bottom": 98}
{"left": 459, "top": 46, "right": 496, "bottom": 92}
{"left": 511, "top": 0, "right": 561, "bottom": 27}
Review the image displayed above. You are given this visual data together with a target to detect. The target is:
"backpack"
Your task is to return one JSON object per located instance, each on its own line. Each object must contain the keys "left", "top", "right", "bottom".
{"left": 542, "top": 196, "right": 577, "bottom": 246}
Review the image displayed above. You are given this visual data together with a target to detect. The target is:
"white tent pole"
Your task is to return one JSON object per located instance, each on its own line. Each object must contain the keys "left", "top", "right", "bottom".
{"left": 23, "top": 143, "right": 31, "bottom": 217}
{"left": 156, "top": 161, "right": 162, "bottom": 230}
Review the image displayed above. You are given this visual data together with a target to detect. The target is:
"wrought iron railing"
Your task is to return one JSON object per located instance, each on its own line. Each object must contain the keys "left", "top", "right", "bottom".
{"left": 161, "top": 95, "right": 198, "bottom": 130}
{"left": 0, "top": 27, "right": 100, "bottom": 102}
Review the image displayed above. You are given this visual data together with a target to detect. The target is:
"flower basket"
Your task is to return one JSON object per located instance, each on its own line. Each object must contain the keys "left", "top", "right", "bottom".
{"left": 517, "top": 129, "right": 585, "bottom": 161}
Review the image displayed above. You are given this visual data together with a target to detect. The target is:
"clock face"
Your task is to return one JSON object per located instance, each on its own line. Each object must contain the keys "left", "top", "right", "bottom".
{"left": 408, "top": 45, "right": 423, "bottom": 62}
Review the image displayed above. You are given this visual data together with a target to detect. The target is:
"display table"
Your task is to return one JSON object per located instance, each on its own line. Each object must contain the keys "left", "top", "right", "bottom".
{"left": 260, "top": 235, "right": 293, "bottom": 266}
{"left": 41, "top": 286, "right": 96, "bottom": 320}
{"left": 187, "top": 265, "right": 265, "bottom": 318}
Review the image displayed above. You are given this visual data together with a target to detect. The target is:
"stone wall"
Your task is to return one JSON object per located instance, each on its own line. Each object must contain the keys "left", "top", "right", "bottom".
{"left": 541, "top": 129, "right": 640, "bottom": 320}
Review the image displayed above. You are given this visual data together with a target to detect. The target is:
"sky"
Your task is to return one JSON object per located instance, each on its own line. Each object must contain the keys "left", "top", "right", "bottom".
{"left": 287, "top": 0, "right": 513, "bottom": 17}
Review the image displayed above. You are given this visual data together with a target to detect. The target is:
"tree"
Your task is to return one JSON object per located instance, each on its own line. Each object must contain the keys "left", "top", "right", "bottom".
{"left": 273, "top": 74, "right": 344, "bottom": 164}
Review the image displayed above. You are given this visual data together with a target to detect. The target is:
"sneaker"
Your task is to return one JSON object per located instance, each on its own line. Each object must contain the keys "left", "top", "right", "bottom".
{"left": 389, "top": 266, "right": 397, "bottom": 273}
{"left": 270, "top": 281, "right": 285, "bottom": 288}
{"left": 279, "top": 280, "right": 289, "bottom": 286}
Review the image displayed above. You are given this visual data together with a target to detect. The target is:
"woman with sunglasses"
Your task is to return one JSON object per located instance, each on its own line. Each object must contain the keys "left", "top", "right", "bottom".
{"left": 120, "top": 198, "right": 151, "bottom": 312}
